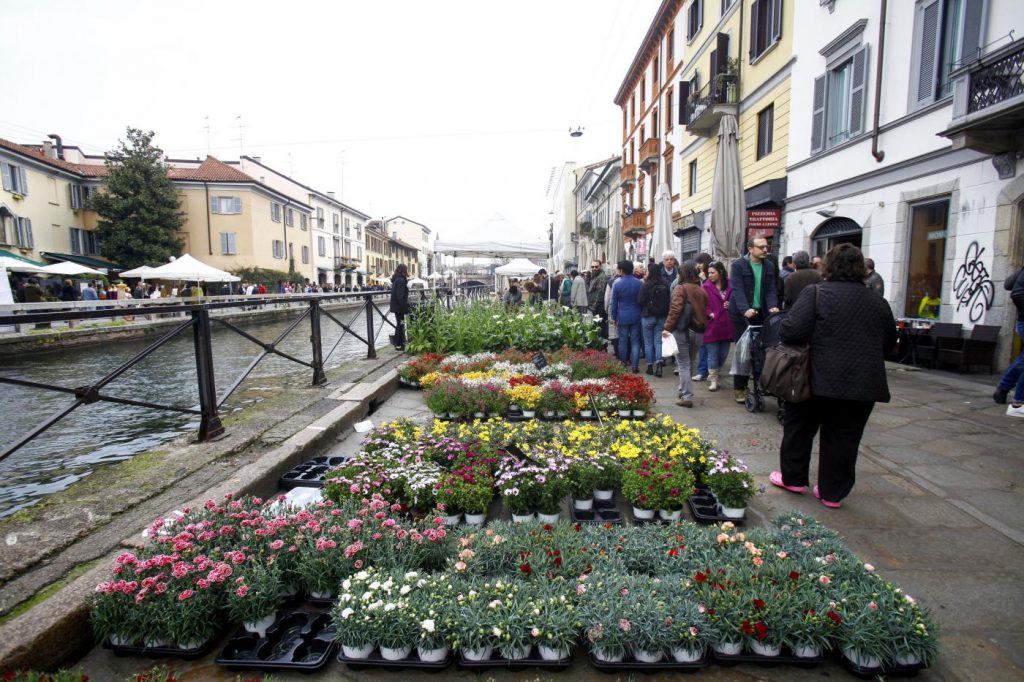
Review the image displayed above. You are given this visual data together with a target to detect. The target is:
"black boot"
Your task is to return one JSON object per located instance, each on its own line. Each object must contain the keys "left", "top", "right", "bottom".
{"left": 654, "top": 362, "right": 663, "bottom": 378}
{"left": 645, "top": 364, "right": 654, "bottom": 375}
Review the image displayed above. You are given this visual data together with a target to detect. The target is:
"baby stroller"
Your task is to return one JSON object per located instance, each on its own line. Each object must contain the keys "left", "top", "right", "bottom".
{"left": 749, "top": 311, "right": 788, "bottom": 423}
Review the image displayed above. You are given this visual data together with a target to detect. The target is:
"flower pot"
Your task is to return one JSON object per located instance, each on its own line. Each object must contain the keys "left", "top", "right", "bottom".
{"left": 750, "top": 641, "right": 781, "bottom": 656}
{"left": 143, "top": 637, "right": 167, "bottom": 648}
{"left": 417, "top": 645, "right": 449, "bottom": 663}
{"left": 473, "top": 411, "right": 486, "bottom": 419}
{"left": 632, "top": 505, "right": 656, "bottom": 520}
{"left": 671, "top": 646, "right": 703, "bottom": 663}
{"left": 447, "top": 412, "right": 458, "bottom": 419}
{"left": 594, "top": 489, "right": 614, "bottom": 501}
{"left": 633, "top": 648, "right": 664, "bottom": 663}
{"left": 509, "top": 403, "right": 521, "bottom": 413}
{"left": 503, "top": 644, "right": 532, "bottom": 660}
{"left": 443, "top": 513, "right": 463, "bottom": 526}
{"left": 580, "top": 410, "right": 593, "bottom": 418}
{"left": 618, "top": 409, "right": 632, "bottom": 418}
{"left": 598, "top": 410, "right": 608, "bottom": 417}
{"left": 243, "top": 613, "right": 276, "bottom": 638}
{"left": 109, "top": 634, "right": 134, "bottom": 647}
{"left": 844, "top": 648, "right": 882, "bottom": 669}
{"left": 462, "top": 646, "right": 494, "bottom": 661}
{"left": 632, "top": 410, "right": 647, "bottom": 418}
{"left": 488, "top": 412, "right": 500, "bottom": 418}
{"left": 464, "top": 512, "right": 486, "bottom": 525}
{"left": 537, "top": 511, "right": 560, "bottom": 523}
{"left": 380, "top": 644, "right": 413, "bottom": 661}
{"left": 573, "top": 498, "right": 594, "bottom": 511}
{"left": 177, "top": 639, "right": 205, "bottom": 651}
{"left": 659, "top": 508, "right": 682, "bottom": 521}
{"left": 543, "top": 410, "right": 556, "bottom": 418}
{"left": 538, "top": 644, "right": 570, "bottom": 661}
{"left": 310, "top": 589, "right": 334, "bottom": 600}
{"left": 792, "top": 644, "right": 821, "bottom": 658}
{"left": 718, "top": 504, "right": 746, "bottom": 519}
{"left": 894, "top": 652, "right": 922, "bottom": 665}
{"left": 521, "top": 410, "right": 536, "bottom": 419}
{"left": 712, "top": 641, "right": 742, "bottom": 656}
{"left": 556, "top": 411, "right": 568, "bottom": 418}
{"left": 511, "top": 512, "right": 535, "bottom": 523}
{"left": 342, "top": 643, "right": 374, "bottom": 659}
{"left": 593, "top": 648, "right": 625, "bottom": 663}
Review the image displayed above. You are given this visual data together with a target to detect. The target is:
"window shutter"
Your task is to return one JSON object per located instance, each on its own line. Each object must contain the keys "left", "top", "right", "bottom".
{"left": 210, "top": 196, "right": 219, "bottom": 214}
{"left": 915, "top": 0, "right": 942, "bottom": 107}
{"left": 770, "top": 0, "right": 782, "bottom": 44}
{"left": 709, "top": 49, "right": 719, "bottom": 86}
{"left": 229, "top": 233, "right": 236, "bottom": 254}
{"left": 811, "top": 73, "right": 827, "bottom": 154}
{"left": 961, "top": 0, "right": 985, "bottom": 65}
{"left": 220, "top": 232, "right": 228, "bottom": 253}
{"left": 849, "top": 45, "right": 869, "bottom": 137}
{"left": 679, "top": 79, "right": 691, "bottom": 125}
{"left": 1, "top": 163, "right": 11, "bottom": 191}
{"left": 18, "top": 167, "right": 28, "bottom": 195}
{"left": 24, "top": 218, "right": 33, "bottom": 247}
{"left": 232, "top": 197, "right": 241, "bottom": 213}
{"left": 717, "top": 32, "right": 730, "bottom": 75}
{"left": 697, "top": 0, "right": 703, "bottom": 32}
{"left": 750, "top": 0, "right": 761, "bottom": 60}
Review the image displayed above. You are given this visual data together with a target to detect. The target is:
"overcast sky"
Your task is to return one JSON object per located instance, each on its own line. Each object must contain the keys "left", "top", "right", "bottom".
{"left": 2, "top": 0, "right": 658, "bottom": 244}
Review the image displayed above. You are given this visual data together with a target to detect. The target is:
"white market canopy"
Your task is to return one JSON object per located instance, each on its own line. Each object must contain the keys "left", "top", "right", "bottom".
{"left": 118, "top": 265, "right": 154, "bottom": 278}
{"left": 0, "top": 256, "right": 46, "bottom": 273}
{"left": 434, "top": 240, "right": 549, "bottom": 259}
{"left": 426, "top": 271, "right": 445, "bottom": 280}
{"left": 408, "top": 277, "right": 428, "bottom": 288}
{"left": 494, "top": 258, "right": 544, "bottom": 276}
{"left": 39, "top": 261, "right": 105, "bottom": 276}
{"left": 131, "top": 254, "right": 240, "bottom": 282}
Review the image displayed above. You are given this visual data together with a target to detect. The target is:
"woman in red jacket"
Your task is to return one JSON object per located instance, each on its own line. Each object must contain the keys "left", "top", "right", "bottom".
{"left": 701, "top": 261, "right": 734, "bottom": 392}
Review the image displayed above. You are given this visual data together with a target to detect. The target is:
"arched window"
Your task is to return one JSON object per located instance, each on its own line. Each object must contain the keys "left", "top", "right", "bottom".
{"left": 811, "top": 217, "right": 862, "bottom": 257}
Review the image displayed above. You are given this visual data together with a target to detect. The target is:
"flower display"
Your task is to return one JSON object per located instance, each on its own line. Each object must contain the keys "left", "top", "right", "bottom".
{"left": 704, "top": 453, "right": 757, "bottom": 509}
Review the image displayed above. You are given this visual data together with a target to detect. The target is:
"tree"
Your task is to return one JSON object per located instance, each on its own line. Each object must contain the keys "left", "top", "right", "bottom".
{"left": 93, "top": 127, "right": 184, "bottom": 267}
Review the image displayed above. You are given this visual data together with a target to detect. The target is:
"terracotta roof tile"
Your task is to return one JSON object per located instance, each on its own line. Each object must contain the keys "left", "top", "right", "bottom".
{"left": 168, "top": 156, "right": 255, "bottom": 183}
{"left": 0, "top": 137, "right": 89, "bottom": 175}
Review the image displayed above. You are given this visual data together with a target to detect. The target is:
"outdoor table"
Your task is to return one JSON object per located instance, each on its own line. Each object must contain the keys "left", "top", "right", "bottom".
{"left": 896, "top": 318, "right": 934, "bottom": 365}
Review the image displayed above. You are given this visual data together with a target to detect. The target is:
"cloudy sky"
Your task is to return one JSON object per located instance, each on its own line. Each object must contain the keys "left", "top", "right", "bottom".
{"left": 2, "top": 0, "right": 658, "bottom": 243}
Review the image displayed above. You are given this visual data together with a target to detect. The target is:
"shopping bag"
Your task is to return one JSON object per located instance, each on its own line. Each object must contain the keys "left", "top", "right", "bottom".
{"left": 660, "top": 332, "right": 678, "bottom": 357}
{"left": 734, "top": 327, "right": 753, "bottom": 375}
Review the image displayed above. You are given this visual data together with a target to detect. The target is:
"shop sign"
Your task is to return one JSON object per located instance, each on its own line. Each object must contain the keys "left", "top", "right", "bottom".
{"left": 747, "top": 208, "right": 781, "bottom": 228}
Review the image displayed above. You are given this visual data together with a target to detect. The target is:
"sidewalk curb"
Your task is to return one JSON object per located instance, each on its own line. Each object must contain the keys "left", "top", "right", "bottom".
{"left": 0, "top": 369, "right": 399, "bottom": 672}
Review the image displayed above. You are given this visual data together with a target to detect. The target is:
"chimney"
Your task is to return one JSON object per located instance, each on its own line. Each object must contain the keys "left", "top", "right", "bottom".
{"left": 47, "top": 134, "right": 64, "bottom": 159}
{"left": 327, "top": 191, "right": 335, "bottom": 199}
{"left": 42, "top": 140, "right": 57, "bottom": 159}
{"left": 252, "top": 156, "right": 262, "bottom": 164}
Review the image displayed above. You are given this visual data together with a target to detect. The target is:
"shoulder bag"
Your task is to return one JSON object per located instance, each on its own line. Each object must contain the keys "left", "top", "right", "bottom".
{"left": 759, "top": 285, "right": 819, "bottom": 403}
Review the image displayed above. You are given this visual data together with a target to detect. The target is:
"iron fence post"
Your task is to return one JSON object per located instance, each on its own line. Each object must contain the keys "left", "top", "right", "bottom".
{"left": 365, "top": 293, "right": 377, "bottom": 360}
{"left": 309, "top": 299, "right": 327, "bottom": 385}
{"left": 192, "top": 308, "right": 224, "bottom": 441}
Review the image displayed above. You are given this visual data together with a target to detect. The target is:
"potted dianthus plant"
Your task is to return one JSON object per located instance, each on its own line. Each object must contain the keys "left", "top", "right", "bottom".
{"left": 530, "top": 585, "right": 579, "bottom": 661}
{"left": 411, "top": 575, "right": 456, "bottom": 662}
{"left": 620, "top": 456, "right": 661, "bottom": 520}
{"left": 652, "top": 457, "right": 695, "bottom": 521}
{"left": 567, "top": 458, "right": 603, "bottom": 511}
{"left": 592, "top": 453, "right": 621, "bottom": 501}
{"left": 666, "top": 598, "right": 714, "bottom": 663}
{"left": 434, "top": 466, "right": 494, "bottom": 525}
{"left": 332, "top": 571, "right": 376, "bottom": 659}
{"left": 225, "top": 560, "right": 284, "bottom": 639}
{"left": 704, "top": 453, "right": 756, "bottom": 519}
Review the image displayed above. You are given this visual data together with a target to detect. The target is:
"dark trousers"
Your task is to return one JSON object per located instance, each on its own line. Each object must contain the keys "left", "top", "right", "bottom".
{"left": 779, "top": 397, "right": 875, "bottom": 502}
{"left": 394, "top": 312, "right": 406, "bottom": 347}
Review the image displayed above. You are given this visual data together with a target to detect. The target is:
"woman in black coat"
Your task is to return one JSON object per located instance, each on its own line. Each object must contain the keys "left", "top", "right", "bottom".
{"left": 389, "top": 264, "right": 410, "bottom": 350}
{"left": 770, "top": 244, "right": 896, "bottom": 508}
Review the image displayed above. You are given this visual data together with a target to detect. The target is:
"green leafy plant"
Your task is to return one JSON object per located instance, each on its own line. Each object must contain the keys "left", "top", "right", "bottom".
{"left": 704, "top": 453, "right": 756, "bottom": 508}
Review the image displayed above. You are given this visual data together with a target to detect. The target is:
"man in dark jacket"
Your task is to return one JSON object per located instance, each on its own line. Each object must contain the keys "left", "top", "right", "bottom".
{"left": 783, "top": 251, "right": 822, "bottom": 308}
{"left": 728, "top": 237, "right": 780, "bottom": 403}
{"left": 995, "top": 265, "right": 1024, "bottom": 416}
{"left": 864, "top": 258, "right": 885, "bottom": 297}
{"left": 389, "top": 264, "right": 410, "bottom": 350}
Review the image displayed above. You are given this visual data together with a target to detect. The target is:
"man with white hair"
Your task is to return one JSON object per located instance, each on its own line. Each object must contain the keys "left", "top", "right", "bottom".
{"left": 661, "top": 251, "right": 678, "bottom": 287}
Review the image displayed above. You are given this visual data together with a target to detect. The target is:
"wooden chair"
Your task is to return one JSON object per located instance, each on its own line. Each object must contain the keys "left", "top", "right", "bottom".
{"left": 937, "top": 324, "right": 1000, "bottom": 373}
{"left": 914, "top": 323, "right": 963, "bottom": 368}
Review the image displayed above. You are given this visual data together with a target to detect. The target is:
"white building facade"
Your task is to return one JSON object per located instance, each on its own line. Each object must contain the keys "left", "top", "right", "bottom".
{"left": 386, "top": 216, "right": 433, "bottom": 275}
{"left": 783, "top": 0, "right": 1024, "bottom": 367}
{"left": 548, "top": 162, "right": 577, "bottom": 274}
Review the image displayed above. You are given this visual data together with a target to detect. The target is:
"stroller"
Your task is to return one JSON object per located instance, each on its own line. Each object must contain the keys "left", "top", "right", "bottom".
{"left": 744, "top": 312, "right": 788, "bottom": 423}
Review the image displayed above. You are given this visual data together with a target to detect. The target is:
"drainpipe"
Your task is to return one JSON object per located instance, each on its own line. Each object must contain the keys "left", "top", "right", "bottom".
{"left": 204, "top": 182, "right": 213, "bottom": 256}
{"left": 871, "top": 0, "right": 888, "bottom": 162}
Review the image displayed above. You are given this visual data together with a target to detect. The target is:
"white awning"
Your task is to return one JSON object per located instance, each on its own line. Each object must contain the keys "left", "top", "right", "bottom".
{"left": 131, "top": 254, "right": 240, "bottom": 282}
{"left": 434, "top": 239, "right": 549, "bottom": 259}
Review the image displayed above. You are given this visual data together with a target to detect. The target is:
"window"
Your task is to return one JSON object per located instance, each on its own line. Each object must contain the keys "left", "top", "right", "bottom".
{"left": 271, "top": 202, "right": 281, "bottom": 222}
{"left": 69, "top": 184, "right": 82, "bottom": 209}
{"left": 355, "top": 224, "right": 362, "bottom": 240}
{"left": 641, "top": 76, "right": 646, "bottom": 111}
{"left": 219, "top": 232, "right": 237, "bottom": 255}
{"left": 666, "top": 160, "right": 673, "bottom": 196}
{"left": 810, "top": 45, "right": 869, "bottom": 154}
{"left": 357, "top": 245, "right": 363, "bottom": 261}
{"left": 1, "top": 162, "right": 29, "bottom": 195}
{"left": 286, "top": 208, "right": 294, "bottom": 227}
{"left": 14, "top": 217, "right": 33, "bottom": 248}
{"left": 82, "top": 186, "right": 99, "bottom": 205}
{"left": 757, "top": 104, "right": 774, "bottom": 159}
{"left": 905, "top": 199, "right": 949, "bottom": 318}
{"left": 301, "top": 245, "right": 309, "bottom": 264}
{"left": 334, "top": 238, "right": 342, "bottom": 257}
{"left": 0, "top": 207, "right": 13, "bottom": 244}
{"left": 48, "top": 177, "right": 58, "bottom": 204}
{"left": 721, "top": 0, "right": 736, "bottom": 14}
{"left": 316, "top": 206, "right": 324, "bottom": 228}
{"left": 69, "top": 227, "right": 101, "bottom": 255}
{"left": 210, "top": 196, "right": 241, "bottom": 214}
{"left": 750, "top": 0, "right": 782, "bottom": 62}
{"left": 631, "top": 94, "right": 636, "bottom": 128}
{"left": 688, "top": 160, "right": 698, "bottom": 196}
{"left": 666, "top": 88, "right": 673, "bottom": 134}
{"left": 652, "top": 54, "right": 659, "bottom": 87}
{"left": 911, "top": 0, "right": 984, "bottom": 109}
{"left": 300, "top": 213, "right": 308, "bottom": 230}
{"left": 687, "top": 0, "right": 703, "bottom": 42}
{"left": 333, "top": 212, "right": 340, "bottom": 233}
{"left": 318, "top": 235, "right": 326, "bottom": 257}
{"left": 272, "top": 239, "right": 285, "bottom": 258}
{"left": 667, "top": 29, "right": 675, "bottom": 68}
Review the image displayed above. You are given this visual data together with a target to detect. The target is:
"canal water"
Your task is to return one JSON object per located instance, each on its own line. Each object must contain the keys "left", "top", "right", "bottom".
{"left": 0, "top": 306, "right": 394, "bottom": 518}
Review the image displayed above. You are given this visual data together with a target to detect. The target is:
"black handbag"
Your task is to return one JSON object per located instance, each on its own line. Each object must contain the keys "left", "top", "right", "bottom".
{"left": 760, "top": 286, "right": 818, "bottom": 403}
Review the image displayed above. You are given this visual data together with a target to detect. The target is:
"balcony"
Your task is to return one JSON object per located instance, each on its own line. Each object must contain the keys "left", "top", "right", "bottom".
{"left": 941, "top": 38, "right": 1024, "bottom": 160}
{"left": 639, "top": 137, "right": 660, "bottom": 171}
{"left": 619, "top": 163, "right": 637, "bottom": 189}
{"left": 334, "top": 256, "right": 360, "bottom": 270}
{"left": 578, "top": 212, "right": 593, "bottom": 236}
{"left": 593, "top": 226, "right": 608, "bottom": 243}
{"left": 683, "top": 75, "right": 739, "bottom": 137}
{"left": 622, "top": 210, "right": 650, "bottom": 237}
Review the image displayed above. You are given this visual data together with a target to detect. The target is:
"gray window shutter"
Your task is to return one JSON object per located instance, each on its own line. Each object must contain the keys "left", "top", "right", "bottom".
{"left": 961, "top": 0, "right": 985, "bottom": 65}
{"left": 770, "top": 0, "right": 782, "bottom": 44}
{"left": 0, "top": 163, "right": 10, "bottom": 191}
{"left": 849, "top": 45, "right": 869, "bottom": 137}
{"left": 811, "top": 73, "right": 827, "bottom": 154}
{"left": 750, "top": 0, "right": 761, "bottom": 60}
{"left": 19, "top": 167, "right": 28, "bottom": 195}
{"left": 915, "top": 0, "right": 942, "bottom": 107}
{"left": 210, "top": 196, "right": 219, "bottom": 214}
{"left": 232, "top": 197, "right": 241, "bottom": 213}
{"left": 698, "top": 0, "right": 703, "bottom": 32}
{"left": 24, "top": 218, "right": 33, "bottom": 247}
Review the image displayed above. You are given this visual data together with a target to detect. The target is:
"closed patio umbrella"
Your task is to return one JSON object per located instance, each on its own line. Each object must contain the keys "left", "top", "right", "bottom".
{"left": 650, "top": 182, "right": 673, "bottom": 262}
{"left": 709, "top": 114, "right": 744, "bottom": 260}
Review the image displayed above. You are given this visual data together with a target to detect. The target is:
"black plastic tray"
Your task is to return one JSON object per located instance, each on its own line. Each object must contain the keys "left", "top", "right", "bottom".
{"left": 588, "top": 651, "right": 709, "bottom": 673}
{"left": 571, "top": 506, "right": 622, "bottom": 524}
{"left": 839, "top": 652, "right": 927, "bottom": 679}
{"left": 215, "top": 609, "right": 336, "bottom": 671}
{"left": 105, "top": 632, "right": 222, "bottom": 660}
{"left": 457, "top": 648, "right": 574, "bottom": 671}
{"left": 338, "top": 648, "right": 453, "bottom": 672}
{"left": 279, "top": 456, "right": 348, "bottom": 490}
{"left": 713, "top": 646, "right": 827, "bottom": 666}
{"left": 687, "top": 492, "right": 746, "bottom": 524}
{"left": 397, "top": 377, "right": 421, "bottom": 389}
{"left": 303, "top": 593, "right": 338, "bottom": 607}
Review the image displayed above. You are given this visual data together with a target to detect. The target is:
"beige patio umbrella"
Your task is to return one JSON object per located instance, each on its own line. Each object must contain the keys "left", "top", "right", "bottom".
{"left": 709, "top": 114, "right": 745, "bottom": 260}
{"left": 605, "top": 211, "right": 624, "bottom": 265}
{"left": 650, "top": 182, "right": 674, "bottom": 262}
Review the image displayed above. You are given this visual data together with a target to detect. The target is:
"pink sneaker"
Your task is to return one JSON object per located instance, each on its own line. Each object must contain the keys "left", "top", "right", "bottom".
{"left": 813, "top": 486, "right": 842, "bottom": 509}
{"left": 769, "top": 471, "right": 806, "bottom": 494}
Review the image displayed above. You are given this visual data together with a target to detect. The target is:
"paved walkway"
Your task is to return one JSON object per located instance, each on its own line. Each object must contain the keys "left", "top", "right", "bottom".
{"left": 76, "top": 361, "right": 1024, "bottom": 681}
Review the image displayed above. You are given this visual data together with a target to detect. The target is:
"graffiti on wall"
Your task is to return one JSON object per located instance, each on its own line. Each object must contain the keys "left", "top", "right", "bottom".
{"left": 952, "top": 241, "right": 994, "bottom": 323}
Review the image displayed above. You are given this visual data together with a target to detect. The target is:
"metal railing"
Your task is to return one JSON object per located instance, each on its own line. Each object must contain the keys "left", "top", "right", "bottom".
{"left": 0, "top": 285, "right": 493, "bottom": 462}
{"left": 684, "top": 75, "right": 739, "bottom": 123}
{"left": 967, "top": 38, "right": 1024, "bottom": 114}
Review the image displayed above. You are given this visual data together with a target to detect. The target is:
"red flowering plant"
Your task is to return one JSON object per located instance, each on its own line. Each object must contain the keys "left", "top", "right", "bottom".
{"left": 398, "top": 352, "right": 446, "bottom": 384}
{"left": 536, "top": 380, "right": 575, "bottom": 416}
{"left": 607, "top": 373, "right": 656, "bottom": 411}
{"left": 508, "top": 374, "right": 542, "bottom": 387}
{"left": 423, "top": 378, "right": 470, "bottom": 417}
{"left": 433, "top": 465, "right": 494, "bottom": 515}
{"left": 224, "top": 556, "right": 284, "bottom": 626}
{"left": 738, "top": 584, "right": 789, "bottom": 649}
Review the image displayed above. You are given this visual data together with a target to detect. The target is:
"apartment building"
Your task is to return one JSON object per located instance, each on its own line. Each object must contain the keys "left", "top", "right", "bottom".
{"left": 386, "top": 216, "right": 434, "bottom": 276}
{"left": 573, "top": 156, "right": 622, "bottom": 267}
{"left": 783, "top": 0, "right": 1024, "bottom": 366}
{"left": 547, "top": 161, "right": 578, "bottom": 273}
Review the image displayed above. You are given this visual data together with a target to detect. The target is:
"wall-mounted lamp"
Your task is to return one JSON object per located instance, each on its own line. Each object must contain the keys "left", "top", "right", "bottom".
{"left": 816, "top": 202, "right": 838, "bottom": 218}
